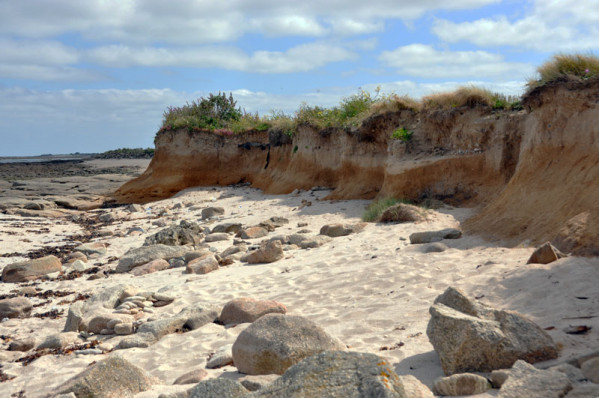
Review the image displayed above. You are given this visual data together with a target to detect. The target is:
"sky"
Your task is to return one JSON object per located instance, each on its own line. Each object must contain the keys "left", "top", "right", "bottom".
{"left": 1, "top": 0, "right": 598, "bottom": 156}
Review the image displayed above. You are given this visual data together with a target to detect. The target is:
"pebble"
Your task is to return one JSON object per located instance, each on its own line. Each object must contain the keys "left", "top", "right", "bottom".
{"left": 75, "top": 349, "right": 103, "bottom": 355}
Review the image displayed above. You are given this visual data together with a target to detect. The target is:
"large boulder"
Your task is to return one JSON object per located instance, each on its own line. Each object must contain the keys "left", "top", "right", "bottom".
{"left": 144, "top": 220, "right": 204, "bottom": 246}
{"left": 2, "top": 255, "right": 62, "bottom": 283}
{"left": 409, "top": 228, "right": 462, "bottom": 244}
{"left": 54, "top": 356, "right": 157, "bottom": 397}
{"left": 0, "top": 297, "right": 32, "bottom": 318}
{"left": 232, "top": 314, "right": 345, "bottom": 375}
{"left": 498, "top": 360, "right": 572, "bottom": 398}
{"left": 219, "top": 298, "right": 287, "bottom": 325}
{"left": 116, "top": 244, "right": 193, "bottom": 273}
{"left": 242, "top": 241, "right": 284, "bottom": 264}
{"left": 254, "top": 351, "right": 412, "bottom": 397}
{"left": 427, "top": 287, "right": 558, "bottom": 375}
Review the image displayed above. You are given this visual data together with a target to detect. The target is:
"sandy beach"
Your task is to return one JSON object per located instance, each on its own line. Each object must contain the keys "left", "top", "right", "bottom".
{"left": 0, "top": 162, "right": 597, "bottom": 396}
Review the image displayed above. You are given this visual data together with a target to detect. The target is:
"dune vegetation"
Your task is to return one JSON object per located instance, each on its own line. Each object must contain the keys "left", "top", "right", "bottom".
{"left": 158, "top": 53, "right": 598, "bottom": 138}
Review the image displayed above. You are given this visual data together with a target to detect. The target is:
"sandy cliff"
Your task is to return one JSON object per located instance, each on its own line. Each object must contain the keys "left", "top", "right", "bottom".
{"left": 114, "top": 79, "right": 599, "bottom": 255}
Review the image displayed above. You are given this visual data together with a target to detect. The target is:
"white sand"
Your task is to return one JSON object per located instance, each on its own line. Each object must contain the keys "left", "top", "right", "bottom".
{"left": 0, "top": 186, "right": 597, "bottom": 397}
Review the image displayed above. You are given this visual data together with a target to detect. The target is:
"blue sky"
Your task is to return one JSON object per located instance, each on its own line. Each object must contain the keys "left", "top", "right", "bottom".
{"left": 1, "top": 0, "right": 598, "bottom": 156}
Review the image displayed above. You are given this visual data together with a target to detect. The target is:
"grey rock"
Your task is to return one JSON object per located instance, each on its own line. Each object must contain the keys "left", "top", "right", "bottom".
{"left": 581, "top": 357, "right": 599, "bottom": 383}
{"left": 144, "top": 221, "right": 204, "bottom": 246}
{"left": 63, "top": 301, "right": 85, "bottom": 332}
{"left": 548, "top": 363, "right": 587, "bottom": 385}
{"left": 239, "top": 375, "right": 279, "bottom": 392}
{"left": 54, "top": 355, "right": 157, "bottom": 397}
{"left": 398, "top": 375, "right": 435, "bottom": 398}
{"left": 220, "top": 245, "right": 247, "bottom": 259}
{"left": 320, "top": 223, "right": 364, "bottom": 237}
{"left": 38, "top": 332, "right": 81, "bottom": 349}
{"left": 99, "top": 212, "right": 116, "bottom": 223}
{"left": 127, "top": 204, "right": 144, "bottom": 212}
{"left": 201, "top": 207, "right": 225, "bottom": 219}
{"left": 173, "top": 368, "right": 209, "bottom": 385}
{"left": 299, "top": 235, "right": 331, "bottom": 249}
{"left": 498, "top": 360, "right": 572, "bottom": 398}
{"left": 116, "top": 244, "right": 193, "bottom": 273}
{"left": 212, "top": 223, "right": 243, "bottom": 234}
{"left": 178, "top": 305, "right": 219, "bottom": 330}
{"left": 115, "top": 322, "right": 134, "bottom": 335}
{"left": 490, "top": 369, "right": 511, "bottom": 388}
{"left": 206, "top": 344, "right": 234, "bottom": 369}
{"left": 232, "top": 314, "right": 345, "bottom": 375}
{"left": 81, "top": 312, "right": 134, "bottom": 334}
{"left": 189, "top": 379, "right": 248, "bottom": 398}
{"left": 117, "top": 333, "right": 155, "bottom": 349}
{"left": 254, "top": 351, "right": 409, "bottom": 397}
{"left": 427, "top": 287, "right": 558, "bottom": 375}
{"left": 205, "top": 232, "right": 231, "bottom": 242}
{"left": 2, "top": 255, "right": 62, "bottom": 283}
{"left": 410, "top": 228, "right": 462, "bottom": 244}
{"left": 130, "top": 258, "right": 170, "bottom": 276}
{"left": 8, "top": 337, "right": 35, "bottom": 352}
{"left": 433, "top": 373, "right": 490, "bottom": 396}
{"left": 565, "top": 384, "right": 599, "bottom": 397}
{"left": 0, "top": 297, "right": 32, "bottom": 318}
{"left": 219, "top": 297, "right": 287, "bottom": 325}
{"left": 423, "top": 242, "right": 448, "bottom": 253}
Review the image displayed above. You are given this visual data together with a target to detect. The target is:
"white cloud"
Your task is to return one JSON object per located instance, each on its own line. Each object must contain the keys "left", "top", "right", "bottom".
{"left": 432, "top": 0, "right": 599, "bottom": 51}
{"left": 86, "top": 42, "right": 355, "bottom": 73}
{"left": 379, "top": 44, "right": 533, "bottom": 79}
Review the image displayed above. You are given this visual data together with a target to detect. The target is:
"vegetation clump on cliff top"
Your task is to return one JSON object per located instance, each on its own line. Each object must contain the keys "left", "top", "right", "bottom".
{"left": 94, "top": 147, "right": 154, "bottom": 159}
{"left": 527, "top": 53, "right": 599, "bottom": 92}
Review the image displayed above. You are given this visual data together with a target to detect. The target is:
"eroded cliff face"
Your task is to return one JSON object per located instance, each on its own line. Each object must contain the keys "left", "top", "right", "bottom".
{"left": 113, "top": 80, "right": 599, "bottom": 255}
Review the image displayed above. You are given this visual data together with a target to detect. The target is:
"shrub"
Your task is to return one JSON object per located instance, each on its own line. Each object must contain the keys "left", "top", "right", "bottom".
{"left": 527, "top": 53, "right": 599, "bottom": 90}
{"left": 162, "top": 92, "right": 242, "bottom": 131}
{"left": 362, "top": 197, "right": 405, "bottom": 222}
{"left": 391, "top": 127, "right": 413, "bottom": 142}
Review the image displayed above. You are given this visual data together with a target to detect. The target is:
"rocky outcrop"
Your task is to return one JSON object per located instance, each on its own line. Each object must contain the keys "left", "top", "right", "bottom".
{"left": 113, "top": 80, "right": 599, "bottom": 255}
{"left": 427, "top": 287, "right": 558, "bottom": 375}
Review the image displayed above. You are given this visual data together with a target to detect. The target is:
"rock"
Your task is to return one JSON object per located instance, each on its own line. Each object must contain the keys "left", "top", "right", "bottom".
{"left": 128, "top": 204, "right": 144, "bottom": 212}
{"left": 498, "top": 360, "right": 572, "bottom": 398}
{"left": 232, "top": 313, "right": 345, "bottom": 375}
{"left": 115, "top": 322, "right": 134, "bottom": 335}
{"left": 38, "top": 332, "right": 81, "bottom": 349}
{"left": 320, "top": 223, "right": 364, "bottom": 237}
{"left": 152, "top": 292, "right": 175, "bottom": 304}
{"left": 130, "top": 259, "right": 170, "bottom": 276}
{"left": 299, "top": 235, "right": 331, "bottom": 249}
{"left": 548, "top": 363, "right": 587, "bottom": 385}
{"left": 433, "top": 373, "right": 490, "bottom": 396}
{"left": 8, "top": 337, "right": 35, "bottom": 352}
{"left": 65, "top": 251, "right": 87, "bottom": 263}
{"left": 18, "top": 286, "right": 38, "bottom": 296}
{"left": 117, "top": 333, "right": 155, "bottom": 349}
{"left": 69, "top": 259, "right": 91, "bottom": 272}
{"left": 81, "top": 312, "right": 134, "bottom": 334}
{"left": 202, "top": 207, "right": 225, "bottom": 219}
{"left": 552, "top": 211, "right": 598, "bottom": 256}
{"left": 219, "top": 298, "right": 287, "bottom": 325}
{"left": 379, "top": 203, "right": 426, "bottom": 223}
{"left": 220, "top": 245, "right": 247, "bottom": 259}
{"left": 173, "top": 369, "right": 209, "bottom": 385}
{"left": 183, "top": 250, "right": 211, "bottom": 263}
{"left": 189, "top": 379, "right": 248, "bottom": 398}
{"left": 212, "top": 223, "right": 243, "bottom": 234}
{"left": 238, "top": 375, "right": 279, "bottom": 392}
{"left": 186, "top": 255, "right": 219, "bottom": 274}
{"left": 98, "top": 212, "right": 116, "bottom": 223}
{"left": 423, "top": 242, "right": 448, "bottom": 253}
{"left": 2, "top": 255, "right": 62, "bottom": 283}
{"left": 74, "top": 242, "right": 108, "bottom": 256}
{"left": 398, "top": 375, "right": 435, "bottom": 398}
{"left": 265, "top": 216, "right": 289, "bottom": 227}
{"left": 565, "top": 384, "right": 599, "bottom": 397}
{"left": 178, "top": 305, "right": 219, "bottom": 330}
{"left": 241, "top": 226, "right": 269, "bottom": 239}
{"left": 527, "top": 242, "right": 567, "bottom": 264}
{"left": 116, "top": 244, "right": 193, "bottom": 273}
{"left": 490, "top": 369, "right": 511, "bottom": 388}
{"left": 410, "top": 228, "right": 462, "bottom": 244}
{"left": 54, "top": 356, "right": 157, "bottom": 397}
{"left": 242, "top": 241, "right": 284, "bottom": 264}
{"left": 205, "top": 232, "right": 231, "bottom": 242}
{"left": 427, "top": 287, "right": 558, "bottom": 375}
{"left": 144, "top": 221, "right": 204, "bottom": 246}
{"left": 206, "top": 344, "right": 234, "bottom": 368}
{"left": 63, "top": 301, "right": 85, "bottom": 332}
{"left": 254, "top": 351, "right": 409, "bottom": 397}
{"left": 581, "top": 357, "right": 599, "bottom": 383}
{"left": 0, "top": 297, "right": 32, "bottom": 318}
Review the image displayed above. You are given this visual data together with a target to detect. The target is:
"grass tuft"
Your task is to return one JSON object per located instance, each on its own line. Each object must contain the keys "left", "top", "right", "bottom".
{"left": 527, "top": 53, "right": 599, "bottom": 91}
{"left": 362, "top": 197, "right": 407, "bottom": 222}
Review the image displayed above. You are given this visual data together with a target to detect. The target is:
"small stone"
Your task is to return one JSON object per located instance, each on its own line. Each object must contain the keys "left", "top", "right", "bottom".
{"left": 115, "top": 322, "right": 134, "bottom": 335}
{"left": 38, "top": 332, "right": 81, "bottom": 349}
{"left": 130, "top": 259, "right": 170, "bottom": 276}
{"left": 490, "top": 369, "right": 511, "bottom": 388}
{"left": 206, "top": 344, "right": 234, "bottom": 369}
{"left": 320, "top": 223, "right": 363, "bottom": 237}
{"left": 0, "top": 297, "right": 32, "bottom": 318}
{"left": 201, "top": 207, "right": 225, "bottom": 219}
{"left": 241, "top": 226, "right": 269, "bottom": 239}
{"left": 74, "top": 242, "right": 108, "bottom": 256}
{"left": 581, "top": 357, "right": 599, "bottom": 383}
{"left": 433, "top": 373, "right": 490, "bottom": 396}
{"left": 98, "top": 212, "right": 116, "bottom": 223}
{"left": 69, "top": 259, "right": 90, "bottom": 272}
{"left": 186, "top": 255, "right": 219, "bottom": 274}
{"left": 9, "top": 337, "right": 35, "bottom": 352}
{"left": 173, "top": 368, "right": 209, "bottom": 385}
{"left": 205, "top": 233, "right": 231, "bottom": 242}
{"left": 75, "top": 348, "right": 103, "bottom": 355}
{"left": 410, "top": 228, "right": 462, "bottom": 244}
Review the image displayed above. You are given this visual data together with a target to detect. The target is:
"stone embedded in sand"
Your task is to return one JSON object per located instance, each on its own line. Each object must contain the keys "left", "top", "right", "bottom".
{"left": 238, "top": 375, "right": 280, "bottom": 392}
{"left": 319, "top": 223, "right": 363, "bottom": 237}
{"left": 68, "top": 259, "right": 91, "bottom": 272}
{"left": 206, "top": 344, "right": 234, "bottom": 369}
{"left": 54, "top": 356, "right": 157, "bottom": 397}
{"left": 410, "top": 228, "right": 462, "bottom": 244}
{"left": 0, "top": 297, "right": 32, "bottom": 318}
{"left": 241, "top": 226, "right": 269, "bottom": 239}
{"left": 219, "top": 298, "right": 287, "bottom": 326}
{"left": 202, "top": 206, "right": 225, "bottom": 219}
{"left": 399, "top": 375, "right": 435, "bottom": 398}
{"left": 548, "top": 363, "right": 586, "bottom": 385}
{"left": 74, "top": 242, "right": 108, "bottom": 256}
{"left": 379, "top": 203, "right": 427, "bottom": 223}
{"left": 497, "top": 360, "right": 572, "bottom": 398}
{"left": 232, "top": 313, "right": 345, "bottom": 375}
{"left": 98, "top": 212, "right": 116, "bottom": 223}
{"left": 242, "top": 240, "right": 284, "bottom": 264}
{"left": 130, "top": 258, "right": 170, "bottom": 276}
{"left": 127, "top": 204, "right": 144, "bottom": 212}
{"left": 186, "top": 255, "right": 219, "bottom": 274}
{"left": 8, "top": 337, "right": 35, "bottom": 352}
{"left": 81, "top": 311, "right": 134, "bottom": 334}
{"left": 433, "top": 373, "right": 490, "bottom": 396}
{"left": 2, "top": 255, "right": 62, "bottom": 283}
{"left": 173, "top": 368, "right": 209, "bottom": 385}
{"left": 253, "top": 351, "right": 410, "bottom": 397}
{"left": 189, "top": 378, "right": 249, "bottom": 398}
{"left": 205, "top": 232, "right": 231, "bottom": 242}
{"left": 527, "top": 242, "right": 566, "bottom": 264}
{"left": 38, "top": 332, "right": 82, "bottom": 349}
{"left": 116, "top": 244, "right": 193, "bottom": 273}
{"left": 144, "top": 220, "right": 205, "bottom": 246}
{"left": 427, "top": 287, "right": 558, "bottom": 375}
{"left": 423, "top": 242, "right": 449, "bottom": 253}
{"left": 581, "top": 357, "right": 599, "bottom": 383}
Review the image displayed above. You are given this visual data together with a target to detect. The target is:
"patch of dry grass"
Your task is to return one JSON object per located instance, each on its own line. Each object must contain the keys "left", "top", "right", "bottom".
{"left": 527, "top": 53, "right": 599, "bottom": 91}
{"left": 422, "top": 86, "right": 496, "bottom": 110}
